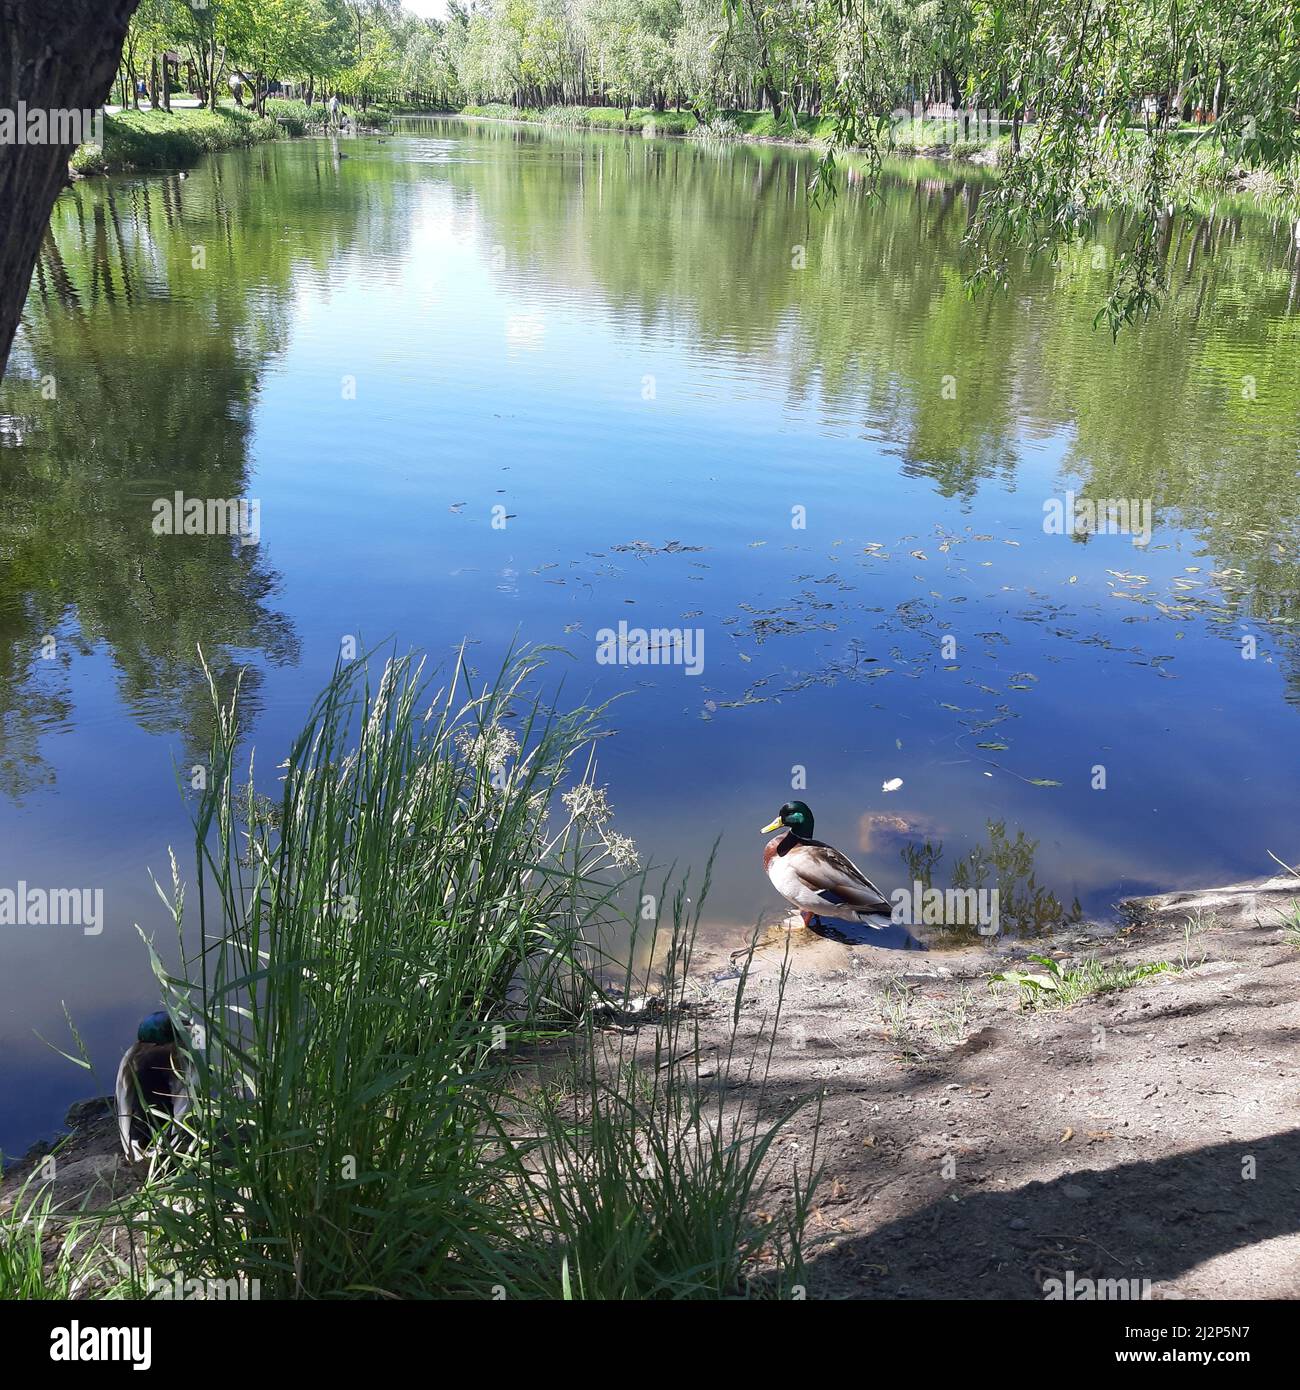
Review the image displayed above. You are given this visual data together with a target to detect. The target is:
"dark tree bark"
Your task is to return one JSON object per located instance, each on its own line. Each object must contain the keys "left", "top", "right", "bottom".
{"left": 0, "top": 0, "right": 140, "bottom": 377}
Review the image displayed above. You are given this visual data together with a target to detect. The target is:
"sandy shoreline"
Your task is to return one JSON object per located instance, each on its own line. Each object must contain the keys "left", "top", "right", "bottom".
{"left": 685, "top": 872, "right": 1300, "bottom": 1297}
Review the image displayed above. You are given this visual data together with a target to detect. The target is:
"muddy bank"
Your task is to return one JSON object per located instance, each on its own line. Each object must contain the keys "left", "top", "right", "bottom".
{"left": 688, "top": 871, "right": 1300, "bottom": 1298}
{"left": 6, "top": 873, "right": 1298, "bottom": 1299}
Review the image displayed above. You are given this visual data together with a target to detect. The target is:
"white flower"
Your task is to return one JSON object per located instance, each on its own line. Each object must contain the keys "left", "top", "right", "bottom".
{"left": 456, "top": 724, "right": 519, "bottom": 774}
{"left": 562, "top": 783, "right": 612, "bottom": 825}
{"left": 603, "top": 831, "right": 640, "bottom": 872}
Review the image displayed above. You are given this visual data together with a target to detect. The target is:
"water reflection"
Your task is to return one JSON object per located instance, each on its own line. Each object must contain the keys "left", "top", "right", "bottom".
{"left": 1, "top": 120, "right": 1297, "bottom": 1154}
{"left": 0, "top": 152, "right": 395, "bottom": 789}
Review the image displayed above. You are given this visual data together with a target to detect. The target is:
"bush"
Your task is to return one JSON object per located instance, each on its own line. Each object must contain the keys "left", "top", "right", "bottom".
{"left": 462, "top": 103, "right": 697, "bottom": 137}
{"left": 689, "top": 114, "right": 742, "bottom": 143}
{"left": 264, "top": 97, "right": 330, "bottom": 136}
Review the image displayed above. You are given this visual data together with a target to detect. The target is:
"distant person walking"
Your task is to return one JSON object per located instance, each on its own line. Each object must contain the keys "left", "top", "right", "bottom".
{"left": 329, "top": 93, "right": 341, "bottom": 128}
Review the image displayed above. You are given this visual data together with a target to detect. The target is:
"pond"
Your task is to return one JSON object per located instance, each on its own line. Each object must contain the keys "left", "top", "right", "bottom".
{"left": 1, "top": 115, "right": 1297, "bottom": 1155}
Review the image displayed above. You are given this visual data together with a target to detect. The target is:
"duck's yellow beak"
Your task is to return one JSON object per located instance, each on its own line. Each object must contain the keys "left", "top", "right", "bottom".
{"left": 761, "top": 817, "right": 783, "bottom": 833}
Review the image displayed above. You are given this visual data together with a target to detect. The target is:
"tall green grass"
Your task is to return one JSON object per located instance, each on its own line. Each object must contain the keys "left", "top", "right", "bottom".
{"left": 123, "top": 648, "right": 816, "bottom": 1298}
{"left": 0, "top": 1174, "right": 150, "bottom": 1299}
{"left": 493, "top": 880, "right": 819, "bottom": 1298}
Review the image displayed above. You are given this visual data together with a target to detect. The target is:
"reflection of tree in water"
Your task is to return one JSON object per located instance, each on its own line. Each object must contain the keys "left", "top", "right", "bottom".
{"left": 457, "top": 125, "right": 1300, "bottom": 703}
{"left": 0, "top": 154, "right": 357, "bottom": 796}
{"left": 900, "top": 820, "right": 1083, "bottom": 941}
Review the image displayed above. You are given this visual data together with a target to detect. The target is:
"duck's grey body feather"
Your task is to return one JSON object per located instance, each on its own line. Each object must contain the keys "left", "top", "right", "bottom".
{"left": 765, "top": 833, "right": 891, "bottom": 922}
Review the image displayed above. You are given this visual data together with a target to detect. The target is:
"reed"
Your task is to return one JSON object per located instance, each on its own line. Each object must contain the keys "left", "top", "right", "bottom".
{"left": 126, "top": 647, "right": 817, "bottom": 1298}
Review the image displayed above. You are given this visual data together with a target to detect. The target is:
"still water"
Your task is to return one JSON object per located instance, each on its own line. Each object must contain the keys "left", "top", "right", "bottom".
{"left": 1, "top": 116, "right": 1297, "bottom": 1153}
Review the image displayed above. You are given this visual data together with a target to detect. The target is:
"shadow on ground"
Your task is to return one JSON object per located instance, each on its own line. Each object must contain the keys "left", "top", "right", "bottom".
{"left": 806, "top": 915, "right": 927, "bottom": 950}
{"left": 805, "top": 1128, "right": 1300, "bottom": 1299}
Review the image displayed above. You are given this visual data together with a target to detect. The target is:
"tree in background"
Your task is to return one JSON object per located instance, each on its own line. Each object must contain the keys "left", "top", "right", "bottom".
{"left": 795, "top": 0, "right": 1300, "bottom": 330}
{"left": 581, "top": 0, "right": 679, "bottom": 115}
{"left": 223, "top": 0, "right": 329, "bottom": 112}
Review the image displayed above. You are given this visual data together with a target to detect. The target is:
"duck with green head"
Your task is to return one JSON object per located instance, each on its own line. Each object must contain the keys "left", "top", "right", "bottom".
{"left": 761, "top": 800, "right": 891, "bottom": 929}
{"left": 115, "top": 1010, "right": 192, "bottom": 1162}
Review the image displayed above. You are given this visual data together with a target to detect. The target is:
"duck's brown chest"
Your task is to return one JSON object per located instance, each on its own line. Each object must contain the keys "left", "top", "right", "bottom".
{"left": 762, "top": 833, "right": 790, "bottom": 869}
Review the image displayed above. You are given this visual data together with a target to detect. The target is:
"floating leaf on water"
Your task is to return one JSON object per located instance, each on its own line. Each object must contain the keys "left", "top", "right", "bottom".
{"left": 1027, "top": 778, "right": 1063, "bottom": 787}
{"left": 977, "top": 741, "right": 1010, "bottom": 750}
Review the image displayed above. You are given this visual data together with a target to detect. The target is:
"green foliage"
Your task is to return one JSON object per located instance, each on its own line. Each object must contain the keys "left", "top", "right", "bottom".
{"left": 1282, "top": 904, "right": 1300, "bottom": 950}
{"left": 463, "top": 102, "right": 697, "bottom": 135}
{"left": 110, "top": 2, "right": 1300, "bottom": 328}
{"left": 72, "top": 107, "right": 284, "bottom": 174}
{"left": 451, "top": 0, "right": 1300, "bottom": 327}
{"left": 121, "top": 649, "right": 815, "bottom": 1298}
{"left": 900, "top": 819, "right": 1082, "bottom": 938}
{"left": 989, "top": 953, "right": 1175, "bottom": 1009}
{"left": 119, "top": 0, "right": 459, "bottom": 114}
{"left": 263, "top": 96, "right": 333, "bottom": 134}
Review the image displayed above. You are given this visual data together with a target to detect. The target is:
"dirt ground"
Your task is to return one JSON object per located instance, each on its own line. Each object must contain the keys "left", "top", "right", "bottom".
{"left": 688, "top": 873, "right": 1300, "bottom": 1299}
{"left": 7, "top": 873, "right": 1298, "bottom": 1300}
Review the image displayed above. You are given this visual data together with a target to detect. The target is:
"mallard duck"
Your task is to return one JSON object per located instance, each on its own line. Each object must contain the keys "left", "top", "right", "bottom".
{"left": 761, "top": 800, "right": 891, "bottom": 928}
{"left": 115, "top": 1011, "right": 191, "bottom": 1161}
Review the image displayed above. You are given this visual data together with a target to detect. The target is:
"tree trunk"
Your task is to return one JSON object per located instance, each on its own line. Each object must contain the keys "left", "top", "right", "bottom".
{"left": 206, "top": 36, "right": 221, "bottom": 111}
{"left": 0, "top": 0, "right": 140, "bottom": 378}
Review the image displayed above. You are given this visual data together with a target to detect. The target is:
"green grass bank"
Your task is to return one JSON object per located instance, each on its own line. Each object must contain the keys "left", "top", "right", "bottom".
{"left": 457, "top": 102, "right": 1300, "bottom": 206}
{"left": 70, "top": 100, "right": 385, "bottom": 177}
{"left": 460, "top": 102, "right": 841, "bottom": 143}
